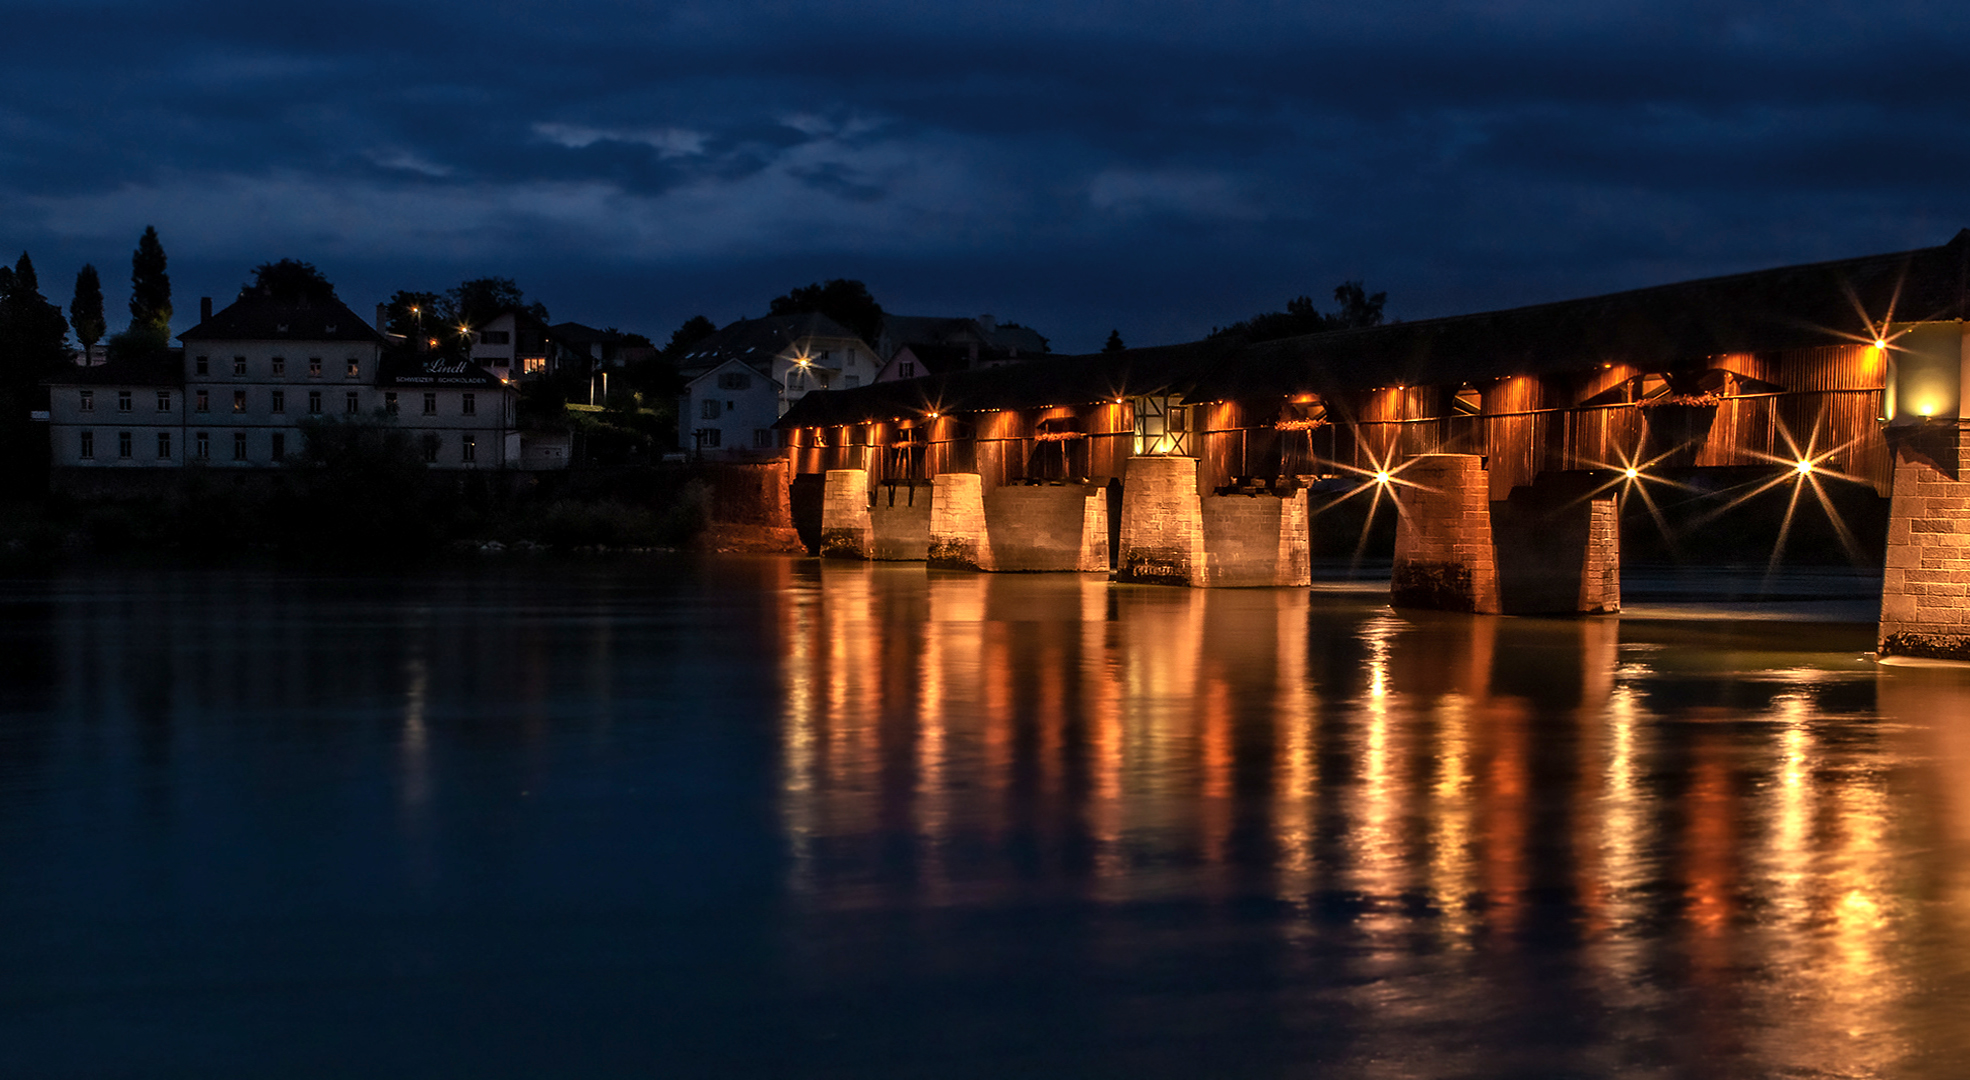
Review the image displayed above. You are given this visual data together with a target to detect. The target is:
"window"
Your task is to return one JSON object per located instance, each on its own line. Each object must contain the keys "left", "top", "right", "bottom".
{"left": 345, "top": 391, "right": 360, "bottom": 414}
{"left": 346, "top": 358, "right": 360, "bottom": 378}
{"left": 479, "top": 330, "right": 510, "bottom": 345}
{"left": 421, "top": 434, "right": 440, "bottom": 463}
{"left": 78, "top": 430, "right": 93, "bottom": 459}
{"left": 118, "top": 431, "right": 132, "bottom": 459}
{"left": 233, "top": 390, "right": 246, "bottom": 413}
{"left": 118, "top": 390, "right": 131, "bottom": 412}
{"left": 845, "top": 375, "right": 860, "bottom": 388}
{"left": 700, "top": 428, "right": 721, "bottom": 448}
{"left": 308, "top": 357, "right": 322, "bottom": 377}
{"left": 271, "top": 356, "right": 285, "bottom": 375}
{"left": 196, "top": 390, "right": 209, "bottom": 413}
{"left": 79, "top": 390, "right": 93, "bottom": 412}
{"left": 307, "top": 391, "right": 322, "bottom": 414}
{"left": 461, "top": 433, "right": 476, "bottom": 462}
{"left": 753, "top": 428, "right": 772, "bottom": 448}
{"left": 900, "top": 361, "right": 915, "bottom": 378}
{"left": 423, "top": 392, "right": 437, "bottom": 415}
{"left": 194, "top": 355, "right": 209, "bottom": 376}
{"left": 233, "top": 432, "right": 247, "bottom": 461}
{"left": 157, "top": 390, "right": 171, "bottom": 411}
{"left": 461, "top": 393, "right": 475, "bottom": 416}
{"left": 717, "top": 372, "right": 751, "bottom": 390}
{"left": 271, "top": 390, "right": 285, "bottom": 413}
{"left": 701, "top": 398, "right": 721, "bottom": 419}
{"left": 233, "top": 356, "right": 247, "bottom": 376}
{"left": 157, "top": 432, "right": 171, "bottom": 459}
{"left": 726, "top": 400, "right": 735, "bottom": 411}
{"left": 195, "top": 432, "right": 210, "bottom": 459}
{"left": 270, "top": 433, "right": 285, "bottom": 461}
{"left": 384, "top": 392, "right": 398, "bottom": 415}
{"left": 788, "top": 369, "right": 805, "bottom": 389}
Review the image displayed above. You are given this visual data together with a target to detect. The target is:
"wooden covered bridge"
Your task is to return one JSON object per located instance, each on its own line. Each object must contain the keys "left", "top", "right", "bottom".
{"left": 775, "top": 230, "right": 1970, "bottom": 659}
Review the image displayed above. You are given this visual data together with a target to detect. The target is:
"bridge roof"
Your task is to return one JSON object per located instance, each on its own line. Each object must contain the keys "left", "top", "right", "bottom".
{"left": 777, "top": 230, "right": 1969, "bottom": 427}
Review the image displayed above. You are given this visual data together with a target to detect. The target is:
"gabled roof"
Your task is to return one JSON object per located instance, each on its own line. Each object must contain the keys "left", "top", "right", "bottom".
{"left": 675, "top": 313, "right": 867, "bottom": 380}
{"left": 180, "top": 293, "right": 388, "bottom": 345}
{"left": 43, "top": 348, "right": 185, "bottom": 388}
{"left": 547, "top": 321, "right": 625, "bottom": 345}
{"left": 684, "top": 355, "right": 780, "bottom": 390}
{"left": 375, "top": 350, "right": 511, "bottom": 389}
{"left": 781, "top": 229, "right": 1970, "bottom": 426}
{"left": 890, "top": 343, "right": 977, "bottom": 377}
{"left": 880, "top": 314, "right": 1050, "bottom": 358}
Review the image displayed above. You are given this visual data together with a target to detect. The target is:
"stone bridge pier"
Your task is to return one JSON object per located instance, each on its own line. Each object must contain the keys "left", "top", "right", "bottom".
{"left": 1391, "top": 454, "right": 1619, "bottom": 615}
{"left": 1879, "top": 422, "right": 1970, "bottom": 659}
{"left": 1117, "top": 456, "right": 1311, "bottom": 587}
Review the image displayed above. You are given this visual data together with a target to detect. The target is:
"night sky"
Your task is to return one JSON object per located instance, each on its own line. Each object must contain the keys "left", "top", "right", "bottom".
{"left": 4, "top": 1, "right": 1968, "bottom": 353}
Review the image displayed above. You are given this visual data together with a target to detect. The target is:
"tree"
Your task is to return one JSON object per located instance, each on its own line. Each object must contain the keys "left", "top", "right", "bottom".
{"left": 448, "top": 277, "right": 546, "bottom": 330}
{"left": 383, "top": 290, "right": 445, "bottom": 342}
{"left": 662, "top": 314, "right": 717, "bottom": 358}
{"left": 247, "top": 259, "right": 337, "bottom": 302}
{"left": 1209, "top": 280, "right": 1389, "bottom": 343}
{"left": 70, "top": 264, "right": 105, "bottom": 350}
{"left": 1103, "top": 329, "right": 1125, "bottom": 353}
{"left": 128, "top": 225, "right": 171, "bottom": 340}
{"left": 0, "top": 253, "right": 72, "bottom": 492}
{"left": 768, "top": 279, "right": 883, "bottom": 344}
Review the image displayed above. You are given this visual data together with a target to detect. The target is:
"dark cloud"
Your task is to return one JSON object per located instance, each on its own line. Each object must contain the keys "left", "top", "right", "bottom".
{"left": 2, "top": 1, "right": 1969, "bottom": 351}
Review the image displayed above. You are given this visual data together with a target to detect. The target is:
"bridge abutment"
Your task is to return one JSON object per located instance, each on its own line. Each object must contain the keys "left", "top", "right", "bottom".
{"left": 819, "top": 469, "right": 873, "bottom": 559}
{"left": 1492, "top": 473, "right": 1621, "bottom": 614}
{"left": 929, "top": 473, "right": 995, "bottom": 570}
{"left": 1391, "top": 454, "right": 1502, "bottom": 613}
{"left": 1118, "top": 456, "right": 1208, "bottom": 585}
{"left": 1879, "top": 423, "right": 1970, "bottom": 659}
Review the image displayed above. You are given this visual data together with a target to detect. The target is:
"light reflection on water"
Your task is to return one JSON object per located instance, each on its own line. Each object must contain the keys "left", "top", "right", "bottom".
{"left": 2, "top": 558, "right": 1969, "bottom": 1076}
{"left": 776, "top": 561, "right": 1970, "bottom": 1078}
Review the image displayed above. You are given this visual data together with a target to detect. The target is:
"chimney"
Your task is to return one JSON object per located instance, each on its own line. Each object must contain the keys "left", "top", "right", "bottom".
{"left": 376, "top": 302, "right": 389, "bottom": 334}
{"left": 200, "top": 296, "right": 212, "bottom": 322}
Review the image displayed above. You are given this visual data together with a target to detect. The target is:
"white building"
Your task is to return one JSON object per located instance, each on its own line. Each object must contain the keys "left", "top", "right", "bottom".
{"left": 46, "top": 291, "right": 524, "bottom": 480}
{"left": 673, "top": 313, "right": 876, "bottom": 458}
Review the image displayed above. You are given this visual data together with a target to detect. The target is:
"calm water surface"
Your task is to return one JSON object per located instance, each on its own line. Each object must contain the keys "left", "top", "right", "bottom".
{"left": 2, "top": 557, "right": 1968, "bottom": 1078}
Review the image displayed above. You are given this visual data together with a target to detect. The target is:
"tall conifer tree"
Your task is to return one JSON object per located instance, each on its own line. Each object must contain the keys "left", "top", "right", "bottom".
{"left": 70, "top": 264, "right": 105, "bottom": 351}
{"left": 128, "top": 225, "right": 171, "bottom": 339}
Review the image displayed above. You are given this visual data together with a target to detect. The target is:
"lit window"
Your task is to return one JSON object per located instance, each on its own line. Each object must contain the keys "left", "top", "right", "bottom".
{"left": 385, "top": 392, "right": 398, "bottom": 415}
{"left": 346, "top": 358, "right": 360, "bottom": 378}
{"left": 79, "top": 430, "right": 93, "bottom": 459}
{"left": 233, "top": 390, "right": 246, "bottom": 413}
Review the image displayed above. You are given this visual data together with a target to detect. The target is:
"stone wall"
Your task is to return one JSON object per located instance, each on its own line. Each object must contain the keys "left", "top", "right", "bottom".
{"left": 984, "top": 485, "right": 1108, "bottom": 572}
{"left": 1391, "top": 454, "right": 1501, "bottom": 613}
{"left": 1118, "top": 456, "right": 1207, "bottom": 585}
{"left": 1491, "top": 472, "right": 1620, "bottom": 614}
{"left": 1879, "top": 423, "right": 1970, "bottom": 658}
{"left": 929, "top": 472, "right": 994, "bottom": 570}
{"left": 1199, "top": 490, "right": 1311, "bottom": 587}
{"left": 819, "top": 468, "right": 872, "bottom": 559}
{"left": 697, "top": 460, "right": 804, "bottom": 553}
{"left": 869, "top": 484, "right": 931, "bottom": 561}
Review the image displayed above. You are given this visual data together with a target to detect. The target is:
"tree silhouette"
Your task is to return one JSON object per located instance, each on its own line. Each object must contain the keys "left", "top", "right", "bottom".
{"left": 247, "top": 259, "right": 337, "bottom": 302}
{"left": 1103, "top": 329, "right": 1125, "bottom": 353}
{"left": 768, "top": 279, "right": 884, "bottom": 344}
{"left": 127, "top": 225, "right": 171, "bottom": 341}
{"left": 70, "top": 265, "right": 105, "bottom": 349}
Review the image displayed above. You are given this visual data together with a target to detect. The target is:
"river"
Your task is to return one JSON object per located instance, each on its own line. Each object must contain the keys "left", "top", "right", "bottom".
{"left": 1, "top": 557, "right": 1966, "bottom": 1077}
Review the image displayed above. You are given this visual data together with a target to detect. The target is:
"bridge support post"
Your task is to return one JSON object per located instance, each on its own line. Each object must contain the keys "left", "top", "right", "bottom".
{"left": 1879, "top": 423, "right": 1970, "bottom": 659}
{"left": 1118, "top": 456, "right": 1207, "bottom": 585}
{"left": 1492, "top": 473, "right": 1621, "bottom": 614}
{"left": 869, "top": 482, "right": 931, "bottom": 560}
{"left": 1391, "top": 454, "right": 1501, "bottom": 613}
{"left": 818, "top": 468, "right": 872, "bottom": 559}
{"left": 929, "top": 473, "right": 995, "bottom": 570}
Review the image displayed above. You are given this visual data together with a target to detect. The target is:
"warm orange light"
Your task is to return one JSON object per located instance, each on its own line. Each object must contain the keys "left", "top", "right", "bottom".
{"left": 1794, "top": 459, "right": 1815, "bottom": 476}
{"left": 1373, "top": 470, "right": 1391, "bottom": 484}
{"left": 1874, "top": 338, "right": 1889, "bottom": 350}
{"left": 1624, "top": 467, "right": 1640, "bottom": 480}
